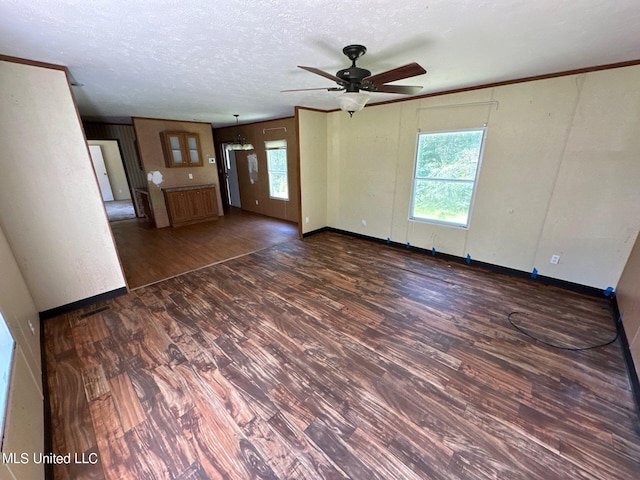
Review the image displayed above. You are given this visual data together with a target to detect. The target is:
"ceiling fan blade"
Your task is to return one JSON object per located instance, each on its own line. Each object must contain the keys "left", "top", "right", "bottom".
{"left": 298, "top": 66, "right": 345, "bottom": 84}
{"left": 364, "top": 62, "right": 426, "bottom": 85}
{"left": 281, "top": 87, "right": 344, "bottom": 92}
{"left": 372, "top": 84, "right": 423, "bottom": 95}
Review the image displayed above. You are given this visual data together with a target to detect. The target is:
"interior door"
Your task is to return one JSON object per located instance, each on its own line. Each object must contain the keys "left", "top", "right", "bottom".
{"left": 89, "top": 145, "right": 114, "bottom": 201}
{"left": 225, "top": 149, "right": 242, "bottom": 207}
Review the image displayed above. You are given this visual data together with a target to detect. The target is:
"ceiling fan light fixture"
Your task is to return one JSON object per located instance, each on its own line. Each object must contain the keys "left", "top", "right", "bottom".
{"left": 337, "top": 91, "right": 371, "bottom": 116}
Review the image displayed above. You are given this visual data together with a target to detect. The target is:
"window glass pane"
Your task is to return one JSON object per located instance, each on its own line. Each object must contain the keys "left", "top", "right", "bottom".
{"left": 189, "top": 149, "right": 199, "bottom": 163}
{"left": 267, "top": 150, "right": 287, "bottom": 172}
{"left": 411, "top": 128, "right": 485, "bottom": 227}
{"left": 416, "top": 130, "right": 484, "bottom": 179}
{"left": 0, "top": 312, "right": 14, "bottom": 444}
{"left": 267, "top": 148, "right": 288, "bottom": 200}
{"left": 269, "top": 172, "right": 289, "bottom": 199}
{"left": 187, "top": 137, "right": 197, "bottom": 149}
{"left": 169, "top": 136, "right": 181, "bottom": 150}
{"left": 412, "top": 179, "right": 474, "bottom": 225}
{"left": 172, "top": 150, "right": 183, "bottom": 163}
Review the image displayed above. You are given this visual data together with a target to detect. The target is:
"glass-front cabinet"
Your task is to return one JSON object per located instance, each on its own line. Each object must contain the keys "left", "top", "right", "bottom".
{"left": 161, "top": 131, "right": 203, "bottom": 167}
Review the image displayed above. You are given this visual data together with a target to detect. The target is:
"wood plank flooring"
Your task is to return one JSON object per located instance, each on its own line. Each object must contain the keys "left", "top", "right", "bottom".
{"left": 110, "top": 208, "right": 299, "bottom": 288}
{"left": 44, "top": 232, "right": 640, "bottom": 479}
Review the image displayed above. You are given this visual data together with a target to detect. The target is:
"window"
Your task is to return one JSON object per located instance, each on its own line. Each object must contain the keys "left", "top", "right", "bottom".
{"left": 265, "top": 140, "right": 288, "bottom": 200}
{"left": 0, "top": 312, "right": 14, "bottom": 446}
{"left": 410, "top": 128, "right": 486, "bottom": 227}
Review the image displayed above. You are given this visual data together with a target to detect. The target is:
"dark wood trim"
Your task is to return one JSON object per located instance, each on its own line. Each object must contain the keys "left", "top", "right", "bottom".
{"left": 83, "top": 120, "right": 134, "bottom": 127}
{"left": 295, "top": 106, "right": 329, "bottom": 114}
{"left": 217, "top": 115, "right": 296, "bottom": 130}
{"left": 40, "top": 319, "right": 54, "bottom": 480}
{"left": 211, "top": 127, "right": 231, "bottom": 213}
{"left": 307, "top": 58, "right": 640, "bottom": 114}
{"left": 131, "top": 116, "right": 213, "bottom": 126}
{"left": 0, "top": 54, "right": 67, "bottom": 72}
{"left": 302, "top": 226, "right": 330, "bottom": 238}
{"left": 610, "top": 297, "right": 640, "bottom": 418}
{"left": 39, "top": 287, "right": 128, "bottom": 321}
{"left": 366, "top": 58, "right": 640, "bottom": 110}
{"left": 294, "top": 107, "right": 304, "bottom": 239}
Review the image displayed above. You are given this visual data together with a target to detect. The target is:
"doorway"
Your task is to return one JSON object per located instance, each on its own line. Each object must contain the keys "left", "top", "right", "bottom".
{"left": 88, "top": 140, "right": 137, "bottom": 222}
{"left": 223, "top": 146, "right": 242, "bottom": 208}
{"left": 89, "top": 144, "right": 114, "bottom": 201}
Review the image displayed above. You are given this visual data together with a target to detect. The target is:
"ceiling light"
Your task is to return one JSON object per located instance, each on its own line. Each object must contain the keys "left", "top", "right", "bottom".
{"left": 337, "top": 92, "right": 371, "bottom": 117}
{"left": 226, "top": 114, "right": 254, "bottom": 151}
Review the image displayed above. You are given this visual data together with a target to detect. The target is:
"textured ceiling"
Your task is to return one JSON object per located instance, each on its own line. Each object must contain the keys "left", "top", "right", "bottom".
{"left": 1, "top": 0, "right": 639, "bottom": 127}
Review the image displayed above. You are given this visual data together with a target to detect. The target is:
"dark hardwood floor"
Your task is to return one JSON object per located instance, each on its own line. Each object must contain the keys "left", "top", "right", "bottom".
{"left": 44, "top": 232, "right": 640, "bottom": 479}
{"left": 110, "top": 208, "right": 299, "bottom": 289}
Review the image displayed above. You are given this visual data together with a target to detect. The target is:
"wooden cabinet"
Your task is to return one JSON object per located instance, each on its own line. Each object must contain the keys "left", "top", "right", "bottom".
{"left": 163, "top": 185, "right": 218, "bottom": 226}
{"left": 161, "top": 131, "right": 203, "bottom": 167}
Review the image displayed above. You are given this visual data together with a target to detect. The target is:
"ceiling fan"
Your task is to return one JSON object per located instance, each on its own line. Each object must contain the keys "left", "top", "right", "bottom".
{"left": 283, "top": 44, "right": 427, "bottom": 116}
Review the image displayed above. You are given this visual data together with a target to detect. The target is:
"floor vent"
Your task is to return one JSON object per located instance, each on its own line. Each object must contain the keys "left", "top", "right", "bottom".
{"left": 70, "top": 305, "right": 111, "bottom": 327}
{"left": 79, "top": 305, "right": 111, "bottom": 319}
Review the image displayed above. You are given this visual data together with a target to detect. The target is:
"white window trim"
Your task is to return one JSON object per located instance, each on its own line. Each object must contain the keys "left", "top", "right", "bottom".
{"left": 409, "top": 126, "right": 487, "bottom": 229}
{"left": 265, "top": 140, "right": 289, "bottom": 201}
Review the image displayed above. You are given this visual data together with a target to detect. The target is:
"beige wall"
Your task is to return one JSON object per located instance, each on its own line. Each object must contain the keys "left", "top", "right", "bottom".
{"left": 214, "top": 117, "right": 299, "bottom": 223}
{"left": 531, "top": 68, "right": 640, "bottom": 288}
{"left": 298, "top": 108, "right": 328, "bottom": 232}
{"left": 88, "top": 140, "right": 131, "bottom": 201}
{"left": 616, "top": 234, "right": 640, "bottom": 379}
{"left": 0, "top": 225, "right": 44, "bottom": 480}
{"left": 299, "top": 64, "right": 640, "bottom": 290}
{"left": 0, "top": 59, "right": 126, "bottom": 312}
{"left": 133, "top": 117, "right": 223, "bottom": 228}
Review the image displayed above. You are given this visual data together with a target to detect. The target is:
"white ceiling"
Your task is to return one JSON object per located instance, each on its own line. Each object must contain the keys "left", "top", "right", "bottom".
{"left": 1, "top": 0, "right": 639, "bottom": 127}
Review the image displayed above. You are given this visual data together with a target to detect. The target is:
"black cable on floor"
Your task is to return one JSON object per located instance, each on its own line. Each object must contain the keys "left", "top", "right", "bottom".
{"left": 508, "top": 311, "right": 619, "bottom": 351}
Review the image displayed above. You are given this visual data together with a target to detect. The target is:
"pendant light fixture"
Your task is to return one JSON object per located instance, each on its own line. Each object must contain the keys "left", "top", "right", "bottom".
{"left": 226, "top": 114, "right": 254, "bottom": 151}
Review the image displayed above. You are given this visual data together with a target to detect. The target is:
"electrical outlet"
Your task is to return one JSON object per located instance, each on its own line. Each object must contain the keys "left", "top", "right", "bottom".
{"left": 305, "top": 217, "right": 309, "bottom": 224}
{"left": 208, "top": 157, "right": 215, "bottom": 164}
{"left": 550, "top": 254, "right": 560, "bottom": 264}
{"left": 28, "top": 320, "right": 35, "bottom": 335}
{"left": 188, "top": 173, "right": 193, "bottom": 179}
{"left": 361, "top": 219, "right": 367, "bottom": 227}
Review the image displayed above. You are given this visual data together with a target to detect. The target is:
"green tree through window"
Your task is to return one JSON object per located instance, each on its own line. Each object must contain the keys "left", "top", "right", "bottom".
{"left": 411, "top": 128, "right": 485, "bottom": 227}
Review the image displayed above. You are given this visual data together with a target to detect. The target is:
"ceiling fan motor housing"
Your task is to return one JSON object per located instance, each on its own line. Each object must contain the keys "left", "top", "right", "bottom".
{"left": 337, "top": 66, "right": 372, "bottom": 91}
{"left": 338, "top": 45, "right": 371, "bottom": 91}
